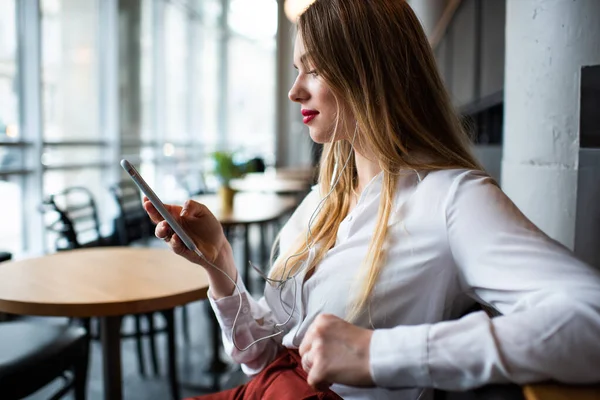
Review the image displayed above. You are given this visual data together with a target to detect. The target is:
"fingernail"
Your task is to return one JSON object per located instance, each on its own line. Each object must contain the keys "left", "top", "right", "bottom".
{"left": 180, "top": 209, "right": 187, "bottom": 217}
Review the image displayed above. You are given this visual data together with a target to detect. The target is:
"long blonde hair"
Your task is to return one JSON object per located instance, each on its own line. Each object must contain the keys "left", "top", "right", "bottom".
{"left": 269, "top": 0, "right": 485, "bottom": 322}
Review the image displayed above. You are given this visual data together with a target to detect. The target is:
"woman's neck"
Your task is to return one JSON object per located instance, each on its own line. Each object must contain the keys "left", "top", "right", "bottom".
{"left": 353, "top": 150, "right": 382, "bottom": 196}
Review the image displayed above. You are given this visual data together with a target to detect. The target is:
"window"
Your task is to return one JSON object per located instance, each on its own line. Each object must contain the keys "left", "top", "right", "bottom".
{"left": 41, "top": 0, "right": 100, "bottom": 141}
{"left": 0, "top": 0, "right": 19, "bottom": 146}
{"left": 195, "top": 0, "right": 221, "bottom": 147}
{"left": 0, "top": 0, "right": 23, "bottom": 253}
{"left": 227, "top": 0, "right": 277, "bottom": 162}
{"left": 40, "top": 0, "right": 114, "bottom": 238}
{"left": 0, "top": 0, "right": 283, "bottom": 256}
{"left": 165, "top": 2, "right": 190, "bottom": 143}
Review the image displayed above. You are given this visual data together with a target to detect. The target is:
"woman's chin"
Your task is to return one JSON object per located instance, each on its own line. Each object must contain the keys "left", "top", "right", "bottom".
{"left": 308, "top": 129, "right": 333, "bottom": 144}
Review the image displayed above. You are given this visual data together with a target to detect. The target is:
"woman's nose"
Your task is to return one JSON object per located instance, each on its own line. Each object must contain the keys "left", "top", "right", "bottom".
{"left": 288, "top": 78, "right": 307, "bottom": 103}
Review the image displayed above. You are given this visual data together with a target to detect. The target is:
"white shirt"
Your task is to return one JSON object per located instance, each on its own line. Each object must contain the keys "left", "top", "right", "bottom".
{"left": 208, "top": 169, "right": 600, "bottom": 400}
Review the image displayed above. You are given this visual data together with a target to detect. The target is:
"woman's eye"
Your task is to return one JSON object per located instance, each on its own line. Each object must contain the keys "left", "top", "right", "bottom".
{"left": 307, "top": 70, "right": 319, "bottom": 77}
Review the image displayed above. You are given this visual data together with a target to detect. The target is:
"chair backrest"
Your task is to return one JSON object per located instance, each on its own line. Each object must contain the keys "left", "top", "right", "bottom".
{"left": 177, "top": 170, "right": 213, "bottom": 197}
{"left": 39, "top": 187, "right": 106, "bottom": 251}
{"left": 0, "top": 252, "right": 12, "bottom": 321}
{"left": 0, "top": 252, "right": 11, "bottom": 263}
{"left": 246, "top": 157, "right": 266, "bottom": 173}
{"left": 109, "top": 180, "right": 154, "bottom": 245}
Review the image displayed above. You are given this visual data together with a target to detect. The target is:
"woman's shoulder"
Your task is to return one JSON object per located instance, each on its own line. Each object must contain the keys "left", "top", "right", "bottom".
{"left": 417, "top": 168, "right": 494, "bottom": 193}
{"left": 404, "top": 168, "right": 496, "bottom": 211}
{"left": 422, "top": 168, "right": 489, "bottom": 183}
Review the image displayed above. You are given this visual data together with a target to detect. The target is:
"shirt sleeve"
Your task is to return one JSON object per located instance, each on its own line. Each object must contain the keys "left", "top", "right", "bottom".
{"left": 208, "top": 275, "right": 284, "bottom": 376}
{"left": 369, "top": 170, "right": 600, "bottom": 390}
{"left": 208, "top": 187, "right": 321, "bottom": 376}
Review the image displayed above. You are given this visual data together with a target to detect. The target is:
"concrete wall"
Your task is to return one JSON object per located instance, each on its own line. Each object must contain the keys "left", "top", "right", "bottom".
{"left": 503, "top": 0, "right": 600, "bottom": 261}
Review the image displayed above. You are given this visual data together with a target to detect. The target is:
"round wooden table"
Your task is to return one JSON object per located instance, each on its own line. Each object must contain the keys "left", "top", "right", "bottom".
{"left": 0, "top": 247, "right": 209, "bottom": 400}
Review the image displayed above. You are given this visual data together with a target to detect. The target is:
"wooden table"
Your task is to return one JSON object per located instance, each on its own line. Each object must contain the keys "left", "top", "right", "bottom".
{"left": 523, "top": 383, "right": 600, "bottom": 400}
{"left": 248, "top": 166, "right": 316, "bottom": 182}
{"left": 194, "top": 192, "right": 298, "bottom": 225}
{"left": 0, "top": 247, "right": 209, "bottom": 400}
{"left": 230, "top": 175, "right": 311, "bottom": 195}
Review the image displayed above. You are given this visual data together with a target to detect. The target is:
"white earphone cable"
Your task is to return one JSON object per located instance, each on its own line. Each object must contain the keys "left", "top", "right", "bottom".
{"left": 191, "top": 125, "right": 359, "bottom": 351}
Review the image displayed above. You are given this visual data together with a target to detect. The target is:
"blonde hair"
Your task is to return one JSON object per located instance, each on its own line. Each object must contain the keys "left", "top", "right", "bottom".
{"left": 269, "top": 0, "right": 485, "bottom": 322}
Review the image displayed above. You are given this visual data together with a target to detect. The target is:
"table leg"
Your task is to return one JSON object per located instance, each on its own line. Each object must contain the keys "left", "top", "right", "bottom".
{"left": 260, "top": 222, "right": 268, "bottom": 266}
{"left": 243, "top": 224, "right": 251, "bottom": 292}
{"left": 100, "top": 315, "right": 123, "bottom": 400}
{"left": 205, "top": 301, "right": 229, "bottom": 373}
{"left": 161, "top": 308, "right": 181, "bottom": 400}
{"left": 258, "top": 222, "right": 269, "bottom": 293}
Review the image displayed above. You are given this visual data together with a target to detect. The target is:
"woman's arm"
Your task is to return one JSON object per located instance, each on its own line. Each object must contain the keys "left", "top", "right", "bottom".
{"left": 209, "top": 187, "right": 321, "bottom": 376}
{"left": 207, "top": 276, "right": 285, "bottom": 376}
{"left": 369, "top": 170, "right": 600, "bottom": 390}
{"left": 143, "top": 197, "right": 285, "bottom": 374}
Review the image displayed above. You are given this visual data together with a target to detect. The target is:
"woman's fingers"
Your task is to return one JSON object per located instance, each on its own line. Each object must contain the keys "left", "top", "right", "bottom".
{"left": 169, "top": 234, "right": 188, "bottom": 255}
{"left": 180, "top": 199, "right": 209, "bottom": 218}
{"left": 145, "top": 197, "right": 224, "bottom": 266}
{"left": 307, "top": 361, "right": 330, "bottom": 391}
{"left": 155, "top": 220, "right": 173, "bottom": 240}
{"left": 143, "top": 196, "right": 182, "bottom": 224}
{"left": 301, "top": 351, "right": 312, "bottom": 373}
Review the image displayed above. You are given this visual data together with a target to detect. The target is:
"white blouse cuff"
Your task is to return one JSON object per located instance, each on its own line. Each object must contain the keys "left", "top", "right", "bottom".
{"left": 369, "top": 324, "right": 432, "bottom": 388}
{"left": 207, "top": 274, "right": 253, "bottom": 328}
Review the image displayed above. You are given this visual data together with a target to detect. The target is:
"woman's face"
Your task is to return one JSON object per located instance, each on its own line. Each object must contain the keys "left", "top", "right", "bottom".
{"left": 288, "top": 34, "right": 352, "bottom": 144}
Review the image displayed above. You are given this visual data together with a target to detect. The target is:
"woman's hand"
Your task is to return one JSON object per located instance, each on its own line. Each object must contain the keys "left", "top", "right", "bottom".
{"left": 299, "top": 314, "right": 374, "bottom": 390}
{"left": 142, "top": 197, "right": 228, "bottom": 267}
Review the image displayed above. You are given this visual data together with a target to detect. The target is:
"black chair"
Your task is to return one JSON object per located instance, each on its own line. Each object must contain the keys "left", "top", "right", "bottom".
{"left": 109, "top": 180, "right": 155, "bottom": 247}
{"left": 39, "top": 187, "right": 157, "bottom": 379}
{"left": 0, "top": 252, "right": 13, "bottom": 322}
{"left": 39, "top": 187, "right": 111, "bottom": 251}
{"left": 0, "top": 321, "right": 89, "bottom": 400}
{"left": 245, "top": 157, "right": 266, "bottom": 173}
{"left": 0, "top": 252, "right": 11, "bottom": 263}
{"left": 177, "top": 170, "right": 214, "bottom": 198}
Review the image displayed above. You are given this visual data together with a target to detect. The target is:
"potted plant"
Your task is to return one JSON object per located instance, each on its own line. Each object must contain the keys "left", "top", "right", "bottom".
{"left": 211, "top": 151, "right": 245, "bottom": 212}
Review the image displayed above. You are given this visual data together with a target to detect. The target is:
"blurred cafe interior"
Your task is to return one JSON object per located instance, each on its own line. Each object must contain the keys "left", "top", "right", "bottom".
{"left": 0, "top": 0, "right": 599, "bottom": 399}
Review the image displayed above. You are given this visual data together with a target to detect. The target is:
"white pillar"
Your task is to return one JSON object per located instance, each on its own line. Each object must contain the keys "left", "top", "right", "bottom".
{"left": 502, "top": 0, "right": 600, "bottom": 249}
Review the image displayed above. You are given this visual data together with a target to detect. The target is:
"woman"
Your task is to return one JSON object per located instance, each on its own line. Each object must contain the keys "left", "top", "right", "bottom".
{"left": 144, "top": 1, "right": 600, "bottom": 399}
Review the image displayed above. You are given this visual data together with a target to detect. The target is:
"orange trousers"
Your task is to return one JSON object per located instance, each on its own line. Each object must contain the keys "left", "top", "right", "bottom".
{"left": 184, "top": 348, "right": 343, "bottom": 400}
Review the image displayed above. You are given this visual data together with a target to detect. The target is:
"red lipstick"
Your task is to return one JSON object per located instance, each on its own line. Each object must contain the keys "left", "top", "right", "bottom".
{"left": 301, "top": 109, "right": 319, "bottom": 124}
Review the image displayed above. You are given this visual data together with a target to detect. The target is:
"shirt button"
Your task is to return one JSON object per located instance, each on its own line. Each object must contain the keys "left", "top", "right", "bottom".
{"left": 348, "top": 215, "right": 353, "bottom": 221}
{"left": 242, "top": 307, "right": 249, "bottom": 314}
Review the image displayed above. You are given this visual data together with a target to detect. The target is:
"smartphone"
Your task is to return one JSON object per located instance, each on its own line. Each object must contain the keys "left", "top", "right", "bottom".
{"left": 120, "top": 159, "right": 199, "bottom": 253}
